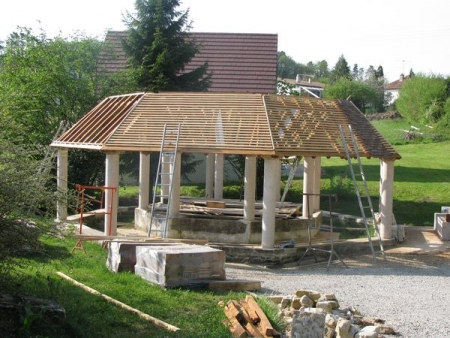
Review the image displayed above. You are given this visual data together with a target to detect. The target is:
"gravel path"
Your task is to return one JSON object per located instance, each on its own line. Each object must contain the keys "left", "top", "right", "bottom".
{"left": 225, "top": 252, "right": 450, "bottom": 338}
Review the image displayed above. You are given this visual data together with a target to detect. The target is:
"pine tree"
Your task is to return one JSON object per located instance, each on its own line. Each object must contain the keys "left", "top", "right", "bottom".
{"left": 123, "top": 0, "right": 211, "bottom": 92}
{"left": 330, "top": 54, "right": 351, "bottom": 84}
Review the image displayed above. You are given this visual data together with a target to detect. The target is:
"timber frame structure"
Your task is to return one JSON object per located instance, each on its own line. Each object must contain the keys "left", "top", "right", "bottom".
{"left": 52, "top": 92, "right": 401, "bottom": 248}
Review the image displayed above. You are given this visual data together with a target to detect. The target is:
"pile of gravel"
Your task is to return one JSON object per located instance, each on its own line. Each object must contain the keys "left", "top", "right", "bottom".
{"left": 225, "top": 253, "right": 450, "bottom": 338}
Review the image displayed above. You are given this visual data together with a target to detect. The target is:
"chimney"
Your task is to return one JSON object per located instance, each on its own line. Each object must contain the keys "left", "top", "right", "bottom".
{"left": 296, "top": 74, "right": 301, "bottom": 83}
{"left": 308, "top": 78, "right": 311, "bottom": 83}
{"left": 400, "top": 74, "right": 404, "bottom": 81}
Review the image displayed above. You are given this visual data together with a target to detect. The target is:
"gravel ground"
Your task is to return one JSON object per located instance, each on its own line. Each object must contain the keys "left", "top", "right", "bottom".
{"left": 225, "top": 252, "right": 450, "bottom": 338}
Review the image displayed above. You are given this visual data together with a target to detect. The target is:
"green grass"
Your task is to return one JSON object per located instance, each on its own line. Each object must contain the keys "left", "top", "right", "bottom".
{"left": 3, "top": 234, "right": 285, "bottom": 338}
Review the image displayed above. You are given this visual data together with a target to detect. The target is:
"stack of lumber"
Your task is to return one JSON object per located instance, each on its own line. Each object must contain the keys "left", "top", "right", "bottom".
{"left": 223, "top": 295, "right": 281, "bottom": 337}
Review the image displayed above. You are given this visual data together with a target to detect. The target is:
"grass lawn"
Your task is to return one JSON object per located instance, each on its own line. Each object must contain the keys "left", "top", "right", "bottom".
{"left": 3, "top": 233, "right": 286, "bottom": 338}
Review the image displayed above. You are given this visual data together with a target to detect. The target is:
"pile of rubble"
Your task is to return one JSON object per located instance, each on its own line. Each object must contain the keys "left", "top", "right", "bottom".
{"left": 267, "top": 289, "right": 396, "bottom": 338}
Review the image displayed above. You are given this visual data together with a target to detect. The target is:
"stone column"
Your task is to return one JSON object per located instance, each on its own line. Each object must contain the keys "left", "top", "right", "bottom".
{"left": 214, "top": 154, "right": 224, "bottom": 200}
{"left": 105, "top": 152, "right": 120, "bottom": 236}
{"left": 169, "top": 153, "right": 181, "bottom": 218}
{"left": 205, "top": 154, "right": 215, "bottom": 199}
{"left": 56, "top": 148, "right": 68, "bottom": 222}
{"left": 312, "top": 157, "right": 322, "bottom": 212}
{"left": 262, "top": 157, "right": 280, "bottom": 249}
{"left": 302, "top": 157, "right": 314, "bottom": 218}
{"left": 379, "top": 160, "right": 394, "bottom": 240}
{"left": 138, "top": 152, "right": 150, "bottom": 210}
{"left": 244, "top": 156, "right": 256, "bottom": 221}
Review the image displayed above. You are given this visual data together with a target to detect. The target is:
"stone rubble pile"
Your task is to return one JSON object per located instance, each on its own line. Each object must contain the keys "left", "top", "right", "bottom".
{"left": 267, "top": 290, "right": 396, "bottom": 338}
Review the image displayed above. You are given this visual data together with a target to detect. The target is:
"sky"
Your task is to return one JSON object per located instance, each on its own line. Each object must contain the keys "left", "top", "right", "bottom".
{"left": 1, "top": 0, "right": 450, "bottom": 82}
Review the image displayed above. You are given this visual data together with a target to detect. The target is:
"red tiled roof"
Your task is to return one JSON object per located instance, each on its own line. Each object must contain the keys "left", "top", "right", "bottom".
{"left": 99, "top": 31, "right": 278, "bottom": 93}
{"left": 385, "top": 75, "right": 410, "bottom": 90}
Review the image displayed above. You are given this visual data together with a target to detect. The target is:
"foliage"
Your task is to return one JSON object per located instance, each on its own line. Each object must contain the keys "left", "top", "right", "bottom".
{"left": 277, "top": 79, "right": 299, "bottom": 95}
{"left": 395, "top": 74, "right": 448, "bottom": 124}
{"left": 0, "top": 136, "right": 59, "bottom": 284}
{"left": 277, "top": 52, "right": 329, "bottom": 80}
{"left": 0, "top": 27, "right": 122, "bottom": 186}
{"left": 324, "top": 77, "right": 378, "bottom": 112}
{"left": 329, "top": 54, "right": 351, "bottom": 83}
{"left": 123, "top": 0, "right": 211, "bottom": 92}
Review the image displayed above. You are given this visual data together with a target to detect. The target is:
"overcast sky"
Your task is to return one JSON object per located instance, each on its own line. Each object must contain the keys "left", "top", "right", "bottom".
{"left": 1, "top": 0, "right": 449, "bottom": 82}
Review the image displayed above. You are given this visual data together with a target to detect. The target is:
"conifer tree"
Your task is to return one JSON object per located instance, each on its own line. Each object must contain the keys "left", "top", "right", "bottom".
{"left": 123, "top": 0, "right": 211, "bottom": 92}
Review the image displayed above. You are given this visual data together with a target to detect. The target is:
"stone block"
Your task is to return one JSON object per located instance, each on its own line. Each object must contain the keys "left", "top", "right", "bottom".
{"left": 356, "top": 325, "right": 380, "bottom": 338}
{"left": 106, "top": 240, "right": 174, "bottom": 273}
{"left": 134, "top": 244, "right": 226, "bottom": 287}
{"left": 291, "top": 308, "right": 325, "bottom": 338}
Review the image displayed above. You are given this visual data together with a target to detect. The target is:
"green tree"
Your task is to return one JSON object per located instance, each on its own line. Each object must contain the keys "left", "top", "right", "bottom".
{"left": 330, "top": 55, "right": 351, "bottom": 83}
{"left": 0, "top": 28, "right": 118, "bottom": 186}
{"left": 396, "top": 75, "right": 447, "bottom": 124}
{"left": 324, "top": 77, "right": 378, "bottom": 112}
{"left": 277, "top": 51, "right": 307, "bottom": 78}
{"left": 123, "top": 0, "right": 211, "bottom": 92}
{"left": 315, "top": 60, "right": 329, "bottom": 79}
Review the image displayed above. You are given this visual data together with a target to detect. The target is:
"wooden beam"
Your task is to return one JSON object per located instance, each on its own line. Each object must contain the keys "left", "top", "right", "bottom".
{"left": 56, "top": 272, "right": 180, "bottom": 332}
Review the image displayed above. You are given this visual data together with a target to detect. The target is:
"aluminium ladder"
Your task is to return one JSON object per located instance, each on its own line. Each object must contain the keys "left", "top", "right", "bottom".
{"left": 280, "top": 157, "right": 301, "bottom": 208}
{"left": 339, "top": 124, "right": 385, "bottom": 262}
{"left": 147, "top": 124, "right": 181, "bottom": 238}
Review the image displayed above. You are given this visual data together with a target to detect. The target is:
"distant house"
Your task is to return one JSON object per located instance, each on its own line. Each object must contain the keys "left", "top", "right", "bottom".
{"left": 278, "top": 74, "right": 325, "bottom": 98}
{"left": 384, "top": 74, "right": 410, "bottom": 105}
{"left": 100, "top": 31, "right": 278, "bottom": 93}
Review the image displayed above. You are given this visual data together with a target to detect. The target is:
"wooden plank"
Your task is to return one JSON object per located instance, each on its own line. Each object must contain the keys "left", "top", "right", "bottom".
{"left": 245, "top": 295, "right": 273, "bottom": 337}
{"left": 208, "top": 280, "right": 261, "bottom": 292}
{"left": 229, "top": 300, "right": 265, "bottom": 338}
{"left": 222, "top": 316, "right": 247, "bottom": 338}
{"left": 239, "top": 299, "right": 260, "bottom": 324}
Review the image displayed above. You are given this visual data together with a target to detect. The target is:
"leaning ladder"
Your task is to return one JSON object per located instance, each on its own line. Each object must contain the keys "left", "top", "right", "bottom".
{"left": 147, "top": 124, "right": 181, "bottom": 238}
{"left": 339, "top": 124, "right": 385, "bottom": 262}
{"left": 280, "top": 157, "right": 301, "bottom": 208}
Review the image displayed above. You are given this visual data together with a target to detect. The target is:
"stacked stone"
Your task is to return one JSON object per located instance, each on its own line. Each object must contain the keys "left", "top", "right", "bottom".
{"left": 268, "top": 290, "right": 395, "bottom": 338}
{"left": 134, "top": 244, "right": 226, "bottom": 288}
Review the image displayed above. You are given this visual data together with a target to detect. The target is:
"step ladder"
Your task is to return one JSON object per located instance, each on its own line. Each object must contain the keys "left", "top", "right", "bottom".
{"left": 280, "top": 157, "right": 301, "bottom": 208}
{"left": 339, "top": 124, "right": 385, "bottom": 262}
{"left": 147, "top": 124, "right": 181, "bottom": 238}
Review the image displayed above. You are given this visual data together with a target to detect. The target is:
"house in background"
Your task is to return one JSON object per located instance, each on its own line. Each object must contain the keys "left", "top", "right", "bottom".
{"left": 278, "top": 74, "right": 325, "bottom": 98}
{"left": 384, "top": 74, "right": 410, "bottom": 105}
{"left": 101, "top": 31, "right": 278, "bottom": 93}
{"left": 101, "top": 31, "right": 279, "bottom": 184}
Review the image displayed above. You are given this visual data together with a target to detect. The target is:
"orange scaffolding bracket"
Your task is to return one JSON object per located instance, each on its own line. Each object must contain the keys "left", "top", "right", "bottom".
{"left": 72, "top": 185, "right": 117, "bottom": 253}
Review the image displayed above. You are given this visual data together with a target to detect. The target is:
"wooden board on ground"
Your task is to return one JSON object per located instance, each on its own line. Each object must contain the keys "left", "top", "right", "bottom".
{"left": 208, "top": 280, "right": 261, "bottom": 292}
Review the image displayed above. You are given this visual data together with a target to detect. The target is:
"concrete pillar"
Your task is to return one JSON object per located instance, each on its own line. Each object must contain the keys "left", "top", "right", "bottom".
{"left": 244, "top": 156, "right": 256, "bottom": 221}
{"left": 312, "top": 157, "right": 322, "bottom": 212}
{"left": 302, "top": 157, "right": 314, "bottom": 218}
{"left": 214, "top": 154, "right": 224, "bottom": 200}
{"left": 379, "top": 160, "right": 394, "bottom": 240}
{"left": 169, "top": 153, "right": 181, "bottom": 218}
{"left": 56, "top": 148, "right": 68, "bottom": 222}
{"left": 105, "top": 152, "right": 120, "bottom": 236}
{"left": 161, "top": 153, "right": 171, "bottom": 203}
{"left": 262, "top": 157, "right": 280, "bottom": 249}
{"left": 205, "top": 154, "right": 215, "bottom": 199}
{"left": 138, "top": 152, "right": 150, "bottom": 210}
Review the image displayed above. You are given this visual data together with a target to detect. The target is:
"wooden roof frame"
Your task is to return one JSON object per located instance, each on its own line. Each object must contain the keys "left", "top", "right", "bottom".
{"left": 51, "top": 92, "right": 401, "bottom": 160}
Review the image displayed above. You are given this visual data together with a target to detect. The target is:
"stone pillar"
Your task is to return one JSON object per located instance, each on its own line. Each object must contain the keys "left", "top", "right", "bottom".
{"left": 214, "top": 154, "right": 224, "bottom": 200}
{"left": 379, "top": 160, "right": 394, "bottom": 240}
{"left": 302, "top": 157, "right": 314, "bottom": 218}
{"left": 205, "top": 154, "right": 215, "bottom": 199}
{"left": 244, "top": 156, "right": 256, "bottom": 221}
{"left": 105, "top": 152, "right": 120, "bottom": 236}
{"left": 262, "top": 157, "right": 280, "bottom": 249}
{"left": 138, "top": 152, "right": 150, "bottom": 210}
{"left": 312, "top": 157, "right": 322, "bottom": 212}
{"left": 169, "top": 153, "right": 181, "bottom": 218}
{"left": 56, "top": 148, "right": 68, "bottom": 222}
